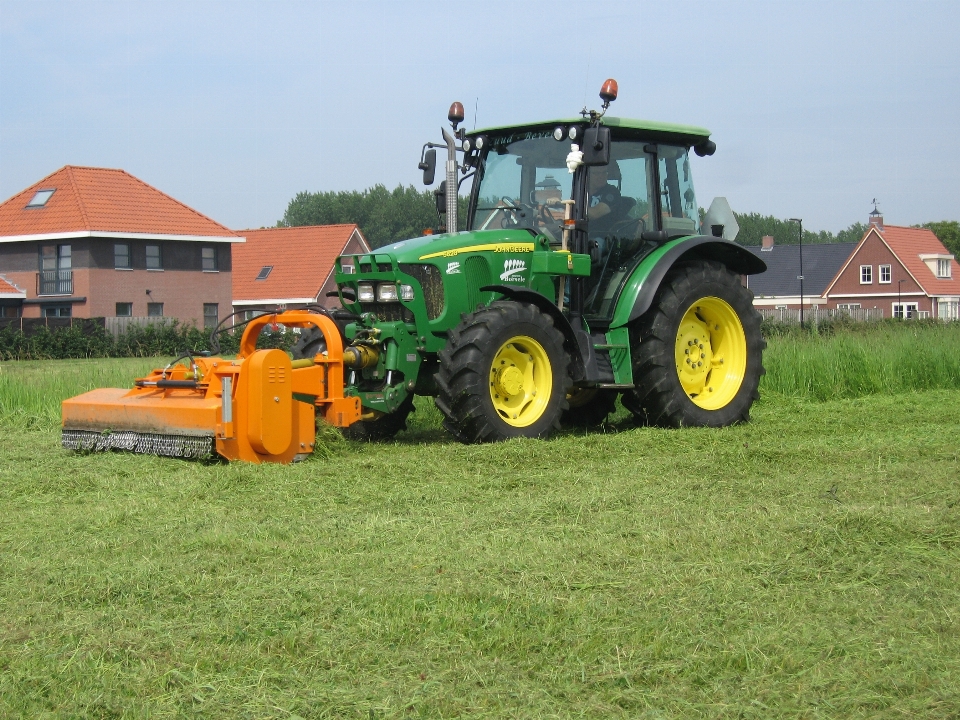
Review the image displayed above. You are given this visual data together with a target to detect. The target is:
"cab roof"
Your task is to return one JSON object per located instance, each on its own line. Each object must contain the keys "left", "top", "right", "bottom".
{"left": 468, "top": 116, "right": 712, "bottom": 146}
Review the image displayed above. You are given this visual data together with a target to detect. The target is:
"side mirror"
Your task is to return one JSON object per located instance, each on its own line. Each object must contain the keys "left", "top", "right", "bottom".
{"left": 581, "top": 126, "right": 611, "bottom": 166}
{"left": 434, "top": 181, "right": 446, "bottom": 215}
{"left": 419, "top": 148, "right": 437, "bottom": 186}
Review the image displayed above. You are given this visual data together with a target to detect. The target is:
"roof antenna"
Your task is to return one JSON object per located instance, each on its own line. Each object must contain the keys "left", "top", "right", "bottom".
{"left": 473, "top": 98, "right": 478, "bottom": 130}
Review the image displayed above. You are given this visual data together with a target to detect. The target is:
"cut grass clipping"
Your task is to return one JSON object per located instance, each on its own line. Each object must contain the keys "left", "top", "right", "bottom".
{"left": 1, "top": 322, "right": 959, "bottom": 717}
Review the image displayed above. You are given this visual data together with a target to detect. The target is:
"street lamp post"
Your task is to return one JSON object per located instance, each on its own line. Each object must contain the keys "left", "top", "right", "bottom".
{"left": 789, "top": 218, "right": 804, "bottom": 326}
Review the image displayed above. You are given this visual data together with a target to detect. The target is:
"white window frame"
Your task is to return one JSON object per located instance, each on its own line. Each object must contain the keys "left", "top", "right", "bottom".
{"left": 860, "top": 265, "right": 872, "bottom": 284}
{"left": 837, "top": 303, "right": 861, "bottom": 310}
{"left": 879, "top": 264, "right": 891, "bottom": 284}
{"left": 937, "top": 259, "right": 952, "bottom": 278}
{"left": 893, "top": 302, "right": 918, "bottom": 319}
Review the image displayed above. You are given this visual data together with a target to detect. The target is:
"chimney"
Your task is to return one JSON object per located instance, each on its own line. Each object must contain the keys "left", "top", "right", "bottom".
{"left": 761, "top": 235, "right": 774, "bottom": 251}
{"left": 869, "top": 200, "right": 884, "bottom": 232}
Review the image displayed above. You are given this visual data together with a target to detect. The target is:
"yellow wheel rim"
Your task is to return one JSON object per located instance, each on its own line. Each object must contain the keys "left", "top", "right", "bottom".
{"left": 489, "top": 335, "right": 553, "bottom": 427}
{"left": 674, "top": 296, "right": 747, "bottom": 410}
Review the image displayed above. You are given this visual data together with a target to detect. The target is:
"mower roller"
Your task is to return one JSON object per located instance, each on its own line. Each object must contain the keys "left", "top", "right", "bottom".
{"left": 61, "top": 311, "right": 361, "bottom": 464}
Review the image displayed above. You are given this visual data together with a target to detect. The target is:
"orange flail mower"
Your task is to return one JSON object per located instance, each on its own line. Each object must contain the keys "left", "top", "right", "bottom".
{"left": 62, "top": 311, "right": 361, "bottom": 464}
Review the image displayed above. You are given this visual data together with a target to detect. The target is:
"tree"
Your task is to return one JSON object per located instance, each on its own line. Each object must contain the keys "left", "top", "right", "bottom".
{"left": 280, "top": 184, "right": 468, "bottom": 249}
{"left": 917, "top": 221, "right": 960, "bottom": 257}
{"left": 731, "top": 213, "right": 854, "bottom": 246}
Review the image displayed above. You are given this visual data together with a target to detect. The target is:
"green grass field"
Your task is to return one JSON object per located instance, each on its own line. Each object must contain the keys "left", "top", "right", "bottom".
{"left": 1, "top": 324, "right": 959, "bottom": 718}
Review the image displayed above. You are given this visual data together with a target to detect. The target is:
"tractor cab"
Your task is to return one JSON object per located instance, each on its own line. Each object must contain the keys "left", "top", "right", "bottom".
{"left": 461, "top": 122, "right": 710, "bottom": 323}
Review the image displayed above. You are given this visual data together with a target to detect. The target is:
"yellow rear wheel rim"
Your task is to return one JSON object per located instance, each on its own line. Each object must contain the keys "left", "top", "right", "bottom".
{"left": 674, "top": 296, "right": 747, "bottom": 410}
{"left": 489, "top": 335, "right": 553, "bottom": 427}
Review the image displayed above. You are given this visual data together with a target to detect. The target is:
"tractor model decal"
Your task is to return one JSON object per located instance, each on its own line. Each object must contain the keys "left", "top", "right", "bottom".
{"left": 500, "top": 258, "right": 527, "bottom": 282}
{"left": 419, "top": 242, "right": 535, "bottom": 260}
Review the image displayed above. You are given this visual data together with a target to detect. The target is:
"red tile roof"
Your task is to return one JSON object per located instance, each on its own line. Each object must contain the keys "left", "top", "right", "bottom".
{"left": 0, "top": 166, "right": 240, "bottom": 240}
{"left": 0, "top": 274, "right": 25, "bottom": 296}
{"left": 232, "top": 225, "right": 369, "bottom": 303}
{"left": 875, "top": 225, "right": 960, "bottom": 296}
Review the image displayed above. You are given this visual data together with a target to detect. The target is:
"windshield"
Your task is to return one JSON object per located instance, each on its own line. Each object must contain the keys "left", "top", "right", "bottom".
{"left": 470, "top": 131, "right": 572, "bottom": 240}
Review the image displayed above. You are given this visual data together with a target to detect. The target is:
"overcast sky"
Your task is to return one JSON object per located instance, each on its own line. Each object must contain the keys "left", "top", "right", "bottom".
{"left": 1, "top": 0, "right": 957, "bottom": 234}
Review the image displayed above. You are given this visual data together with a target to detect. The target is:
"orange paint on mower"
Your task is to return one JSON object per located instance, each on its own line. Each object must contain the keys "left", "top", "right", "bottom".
{"left": 62, "top": 311, "right": 361, "bottom": 464}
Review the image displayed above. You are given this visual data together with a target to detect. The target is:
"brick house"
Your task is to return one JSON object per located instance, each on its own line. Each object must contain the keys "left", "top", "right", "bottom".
{"left": 232, "top": 224, "right": 370, "bottom": 316}
{"left": 0, "top": 274, "right": 27, "bottom": 317}
{"left": 823, "top": 214, "right": 960, "bottom": 319}
{"left": 745, "top": 237, "right": 857, "bottom": 311}
{"left": 0, "top": 166, "right": 242, "bottom": 326}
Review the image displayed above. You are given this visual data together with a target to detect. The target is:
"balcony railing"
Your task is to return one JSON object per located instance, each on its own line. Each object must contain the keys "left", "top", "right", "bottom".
{"left": 37, "top": 270, "right": 73, "bottom": 295}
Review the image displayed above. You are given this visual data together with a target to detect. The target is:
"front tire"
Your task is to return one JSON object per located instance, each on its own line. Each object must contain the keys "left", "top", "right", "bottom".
{"left": 623, "top": 260, "right": 764, "bottom": 428}
{"left": 435, "top": 302, "right": 571, "bottom": 443}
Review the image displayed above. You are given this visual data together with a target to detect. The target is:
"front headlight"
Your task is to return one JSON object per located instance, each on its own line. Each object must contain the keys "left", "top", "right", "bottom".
{"left": 357, "top": 283, "right": 375, "bottom": 302}
{"left": 399, "top": 284, "right": 415, "bottom": 301}
{"left": 377, "top": 283, "right": 399, "bottom": 302}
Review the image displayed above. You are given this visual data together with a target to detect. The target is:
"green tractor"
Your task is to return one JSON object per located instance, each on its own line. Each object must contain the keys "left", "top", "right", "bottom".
{"left": 310, "top": 79, "right": 766, "bottom": 442}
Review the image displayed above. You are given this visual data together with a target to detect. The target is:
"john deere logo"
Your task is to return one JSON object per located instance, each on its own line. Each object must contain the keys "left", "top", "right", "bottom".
{"left": 446, "top": 261, "right": 461, "bottom": 275}
{"left": 500, "top": 259, "right": 526, "bottom": 282}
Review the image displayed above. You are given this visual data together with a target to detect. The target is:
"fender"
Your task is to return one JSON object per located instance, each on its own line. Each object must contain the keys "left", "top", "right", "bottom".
{"left": 480, "top": 284, "right": 594, "bottom": 382}
{"left": 609, "top": 235, "right": 767, "bottom": 329}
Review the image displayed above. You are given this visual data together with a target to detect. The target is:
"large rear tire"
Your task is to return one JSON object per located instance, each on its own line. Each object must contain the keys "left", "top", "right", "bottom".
{"left": 623, "top": 260, "right": 764, "bottom": 428}
{"left": 435, "top": 301, "right": 571, "bottom": 443}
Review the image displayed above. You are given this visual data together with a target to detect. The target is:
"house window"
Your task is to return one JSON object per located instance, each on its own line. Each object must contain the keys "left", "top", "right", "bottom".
{"left": 116, "top": 302, "right": 133, "bottom": 317}
{"left": 341, "top": 263, "right": 355, "bottom": 274}
{"left": 114, "top": 243, "right": 131, "bottom": 269}
{"left": 42, "top": 304, "right": 72, "bottom": 317}
{"left": 202, "top": 247, "right": 218, "bottom": 272}
{"left": 860, "top": 265, "right": 872, "bottom": 284}
{"left": 147, "top": 302, "right": 164, "bottom": 317}
{"left": 837, "top": 303, "right": 862, "bottom": 310}
{"left": 38, "top": 244, "right": 72, "bottom": 294}
{"left": 879, "top": 265, "right": 891, "bottom": 283}
{"left": 146, "top": 245, "right": 162, "bottom": 270}
{"left": 937, "top": 259, "right": 952, "bottom": 278}
{"left": 893, "top": 302, "right": 918, "bottom": 319}
{"left": 256, "top": 266, "right": 273, "bottom": 280}
{"left": 937, "top": 299, "right": 959, "bottom": 320}
{"left": 2, "top": 306, "right": 21, "bottom": 318}
{"left": 203, "top": 303, "right": 218, "bottom": 329}
{"left": 26, "top": 189, "right": 55, "bottom": 208}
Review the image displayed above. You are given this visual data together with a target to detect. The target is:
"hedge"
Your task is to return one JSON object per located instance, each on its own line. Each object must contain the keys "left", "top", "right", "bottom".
{"left": 0, "top": 318, "right": 296, "bottom": 361}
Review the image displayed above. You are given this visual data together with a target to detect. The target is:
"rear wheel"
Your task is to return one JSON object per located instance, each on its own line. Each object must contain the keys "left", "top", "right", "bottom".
{"left": 623, "top": 260, "right": 764, "bottom": 427}
{"left": 435, "top": 301, "right": 571, "bottom": 443}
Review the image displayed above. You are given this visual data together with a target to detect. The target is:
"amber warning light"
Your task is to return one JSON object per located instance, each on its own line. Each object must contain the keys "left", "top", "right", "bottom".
{"left": 600, "top": 78, "right": 618, "bottom": 106}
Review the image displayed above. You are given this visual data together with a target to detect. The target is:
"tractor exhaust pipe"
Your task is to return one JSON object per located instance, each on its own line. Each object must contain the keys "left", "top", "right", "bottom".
{"left": 443, "top": 101, "right": 465, "bottom": 233}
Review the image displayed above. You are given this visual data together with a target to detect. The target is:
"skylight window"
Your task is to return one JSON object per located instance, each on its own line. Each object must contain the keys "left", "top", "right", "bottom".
{"left": 26, "top": 189, "right": 55, "bottom": 208}
{"left": 256, "top": 266, "right": 273, "bottom": 281}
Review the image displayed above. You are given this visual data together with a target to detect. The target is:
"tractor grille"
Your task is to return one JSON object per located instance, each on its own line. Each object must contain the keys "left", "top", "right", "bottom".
{"left": 399, "top": 263, "right": 444, "bottom": 320}
{"left": 362, "top": 303, "right": 414, "bottom": 323}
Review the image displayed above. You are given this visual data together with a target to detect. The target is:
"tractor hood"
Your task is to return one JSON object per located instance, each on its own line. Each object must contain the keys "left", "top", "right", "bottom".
{"left": 365, "top": 229, "right": 540, "bottom": 265}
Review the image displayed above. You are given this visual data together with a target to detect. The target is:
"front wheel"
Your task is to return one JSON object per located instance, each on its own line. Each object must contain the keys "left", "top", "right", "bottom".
{"left": 623, "top": 260, "right": 765, "bottom": 428}
{"left": 435, "top": 302, "right": 571, "bottom": 443}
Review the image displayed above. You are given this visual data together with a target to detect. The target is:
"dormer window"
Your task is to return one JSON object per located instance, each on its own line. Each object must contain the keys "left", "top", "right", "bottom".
{"left": 937, "top": 259, "right": 951, "bottom": 278}
{"left": 26, "top": 189, "right": 55, "bottom": 208}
